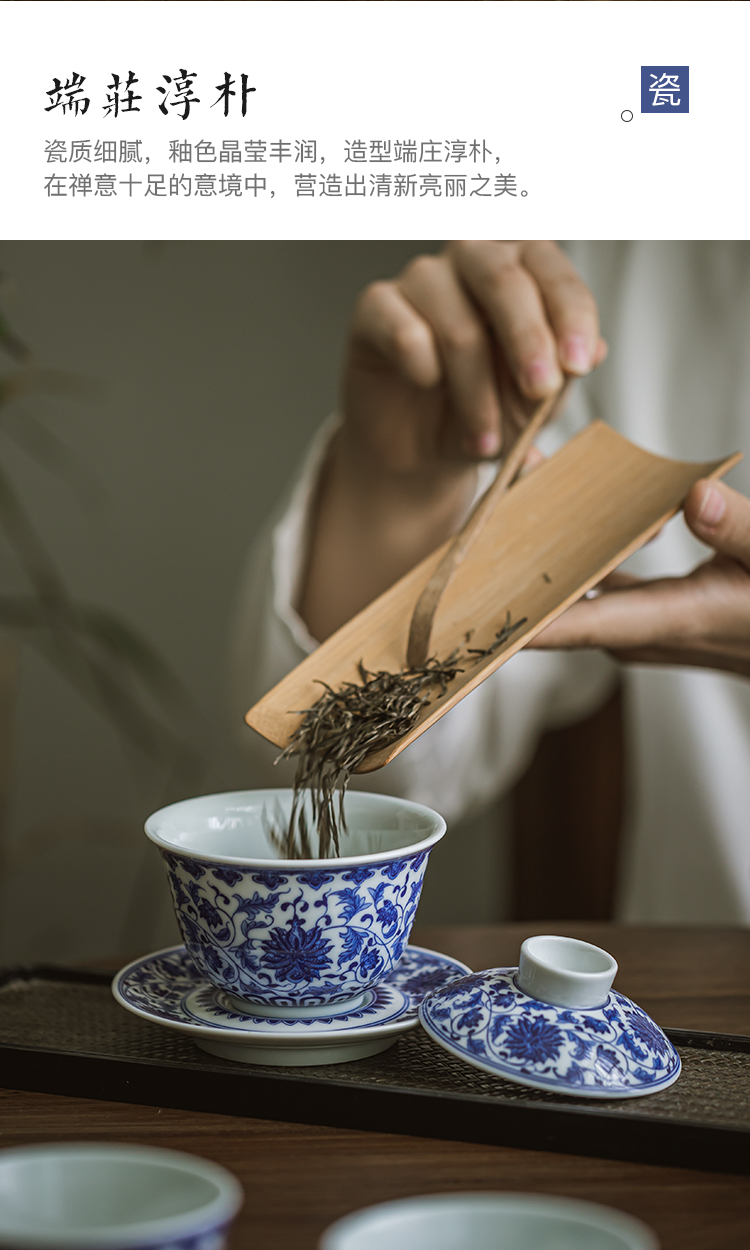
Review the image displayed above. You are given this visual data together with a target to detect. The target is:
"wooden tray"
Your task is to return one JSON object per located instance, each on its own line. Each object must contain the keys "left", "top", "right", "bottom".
{"left": 246, "top": 423, "right": 739, "bottom": 771}
{"left": 1, "top": 965, "right": 748, "bottom": 1176}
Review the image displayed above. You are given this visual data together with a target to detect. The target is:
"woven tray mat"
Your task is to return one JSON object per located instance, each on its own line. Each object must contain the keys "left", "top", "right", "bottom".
{"left": 1, "top": 975, "right": 749, "bottom": 1130}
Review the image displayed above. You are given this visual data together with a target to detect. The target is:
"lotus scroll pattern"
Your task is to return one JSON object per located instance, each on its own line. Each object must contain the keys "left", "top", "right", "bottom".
{"left": 160, "top": 848, "right": 431, "bottom": 1009}
{"left": 420, "top": 969, "right": 681, "bottom": 1096}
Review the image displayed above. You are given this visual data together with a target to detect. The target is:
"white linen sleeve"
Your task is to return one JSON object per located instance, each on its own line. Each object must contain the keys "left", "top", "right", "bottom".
{"left": 230, "top": 418, "right": 618, "bottom": 824}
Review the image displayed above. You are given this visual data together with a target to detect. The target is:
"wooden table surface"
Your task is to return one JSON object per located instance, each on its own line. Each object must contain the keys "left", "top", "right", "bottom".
{"left": 1, "top": 923, "right": 749, "bottom": 1249}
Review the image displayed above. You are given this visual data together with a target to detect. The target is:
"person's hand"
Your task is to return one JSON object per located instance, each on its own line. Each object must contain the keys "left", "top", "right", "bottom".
{"left": 343, "top": 240, "right": 607, "bottom": 480}
{"left": 534, "top": 479, "right": 750, "bottom": 679}
{"left": 301, "top": 242, "right": 607, "bottom": 641}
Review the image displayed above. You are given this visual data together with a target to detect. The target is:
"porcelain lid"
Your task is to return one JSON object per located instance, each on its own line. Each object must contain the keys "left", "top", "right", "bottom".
{"left": 419, "top": 936, "right": 681, "bottom": 1100}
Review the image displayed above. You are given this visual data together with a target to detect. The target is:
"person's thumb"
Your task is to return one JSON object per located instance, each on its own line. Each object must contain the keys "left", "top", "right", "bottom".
{"left": 685, "top": 479, "right": 750, "bottom": 570}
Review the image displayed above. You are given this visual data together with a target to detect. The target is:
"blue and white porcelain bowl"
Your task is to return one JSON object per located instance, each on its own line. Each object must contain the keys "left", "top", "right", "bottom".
{"left": 146, "top": 789, "right": 446, "bottom": 1018}
{"left": 0, "top": 1143, "right": 243, "bottom": 1249}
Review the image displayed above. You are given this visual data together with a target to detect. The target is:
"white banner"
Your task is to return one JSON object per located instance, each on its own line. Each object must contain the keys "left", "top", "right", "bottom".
{"left": 1, "top": 0, "right": 746, "bottom": 239}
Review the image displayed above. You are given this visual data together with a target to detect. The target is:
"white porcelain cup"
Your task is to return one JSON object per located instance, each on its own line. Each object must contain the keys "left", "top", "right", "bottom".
{"left": 319, "top": 1193, "right": 659, "bottom": 1250}
{"left": 0, "top": 1143, "right": 243, "bottom": 1249}
{"left": 146, "top": 789, "right": 446, "bottom": 1017}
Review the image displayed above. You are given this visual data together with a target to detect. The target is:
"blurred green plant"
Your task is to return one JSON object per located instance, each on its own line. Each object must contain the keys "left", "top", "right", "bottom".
{"left": 0, "top": 275, "right": 204, "bottom": 796}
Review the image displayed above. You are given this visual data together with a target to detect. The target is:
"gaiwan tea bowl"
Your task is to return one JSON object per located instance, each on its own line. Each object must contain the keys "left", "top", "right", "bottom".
{"left": 146, "top": 789, "right": 446, "bottom": 1018}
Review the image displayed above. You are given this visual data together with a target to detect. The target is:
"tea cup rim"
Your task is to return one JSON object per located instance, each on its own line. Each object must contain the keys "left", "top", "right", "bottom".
{"left": 319, "top": 1191, "right": 659, "bottom": 1250}
{"left": 144, "top": 788, "right": 447, "bottom": 869}
{"left": 0, "top": 1142, "right": 243, "bottom": 1248}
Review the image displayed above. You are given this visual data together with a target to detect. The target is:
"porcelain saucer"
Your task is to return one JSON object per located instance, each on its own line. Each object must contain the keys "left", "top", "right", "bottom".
{"left": 419, "top": 967, "right": 681, "bottom": 1099}
{"left": 113, "top": 944, "right": 470, "bottom": 1066}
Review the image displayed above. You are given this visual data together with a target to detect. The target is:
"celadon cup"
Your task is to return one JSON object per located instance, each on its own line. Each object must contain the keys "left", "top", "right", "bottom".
{"left": 146, "top": 788, "right": 446, "bottom": 1018}
{"left": 0, "top": 1143, "right": 243, "bottom": 1249}
{"left": 319, "top": 1193, "right": 659, "bottom": 1250}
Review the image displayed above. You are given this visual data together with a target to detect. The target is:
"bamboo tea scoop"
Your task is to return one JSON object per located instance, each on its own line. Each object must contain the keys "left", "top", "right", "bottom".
{"left": 246, "top": 422, "right": 740, "bottom": 773}
{"left": 406, "top": 390, "right": 561, "bottom": 668}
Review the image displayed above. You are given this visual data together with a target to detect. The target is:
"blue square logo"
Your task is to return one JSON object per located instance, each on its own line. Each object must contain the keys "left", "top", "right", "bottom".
{"left": 641, "top": 65, "right": 689, "bottom": 112}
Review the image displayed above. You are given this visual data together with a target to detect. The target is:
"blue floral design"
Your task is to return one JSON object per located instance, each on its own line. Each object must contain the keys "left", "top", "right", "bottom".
{"left": 168, "top": 871, "right": 190, "bottom": 908}
{"left": 341, "top": 866, "right": 375, "bottom": 884}
{"left": 260, "top": 920, "right": 333, "bottom": 982}
{"left": 503, "top": 1015, "right": 564, "bottom": 1065}
{"left": 213, "top": 866, "right": 244, "bottom": 886}
{"left": 457, "top": 1005, "right": 485, "bottom": 1030}
{"left": 297, "top": 870, "right": 335, "bottom": 889}
{"left": 568, "top": 1033, "right": 592, "bottom": 1061}
{"left": 334, "top": 887, "right": 368, "bottom": 921}
{"left": 180, "top": 857, "right": 206, "bottom": 881}
{"left": 359, "top": 946, "right": 382, "bottom": 974}
{"left": 160, "top": 845, "right": 433, "bottom": 1011}
{"left": 233, "top": 890, "right": 282, "bottom": 932}
{"left": 196, "top": 897, "right": 226, "bottom": 930}
{"left": 593, "top": 1044, "right": 624, "bottom": 1080}
{"left": 252, "top": 870, "right": 288, "bottom": 889}
{"left": 114, "top": 944, "right": 472, "bottom": 1039}
{"left": 488, "top": 987, "right": 516, "bottom": 1009}
{"left": 339, "top": 926, "right": 366, "bottom": 960}
{"left": 419, "top": 968, "right": 681, "bottom": 1098}
{"left": 623, "top": 1006, "right": 672, "bottom": 1057}
{"left": 400, "top": 967, "right": 458, "bottom": 997}
{"left": 375, "top": 897, "right": 399, "bottom": 934}
{"left": 202, "top": 944, "right": 231, "bottom": 975}
{"left": 581, "top": 1014, "right": 611, "bottom": 1035}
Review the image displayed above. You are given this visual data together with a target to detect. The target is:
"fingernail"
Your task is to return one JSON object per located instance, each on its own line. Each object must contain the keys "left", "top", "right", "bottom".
{"left": 476, "top": 430, "right": 500, "bottom": 457}
{"left": 696, "top": 485, "right": 726, "bottom": 528}
{"left": 561, "top": 334, "right": 591, "bottom": 374}
{"left": 525, "top": 358, "right": 560, "bottom": 393}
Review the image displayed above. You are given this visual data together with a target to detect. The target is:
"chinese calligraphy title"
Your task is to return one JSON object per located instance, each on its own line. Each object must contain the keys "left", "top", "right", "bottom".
{"left": 45, "top": 72, "right": 256, "bottom": 119}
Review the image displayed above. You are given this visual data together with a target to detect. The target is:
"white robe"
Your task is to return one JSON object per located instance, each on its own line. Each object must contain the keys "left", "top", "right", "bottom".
{"left": 232, "top": 242, "right": 750, "bottom": 926}
{"left": 567, "top": 242, "right": 750, "bottom": 924}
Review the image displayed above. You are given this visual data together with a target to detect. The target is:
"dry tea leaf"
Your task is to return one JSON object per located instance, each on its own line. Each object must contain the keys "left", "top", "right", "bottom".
{"left": 275, "top": 613, "right": 526, "bottom": 858}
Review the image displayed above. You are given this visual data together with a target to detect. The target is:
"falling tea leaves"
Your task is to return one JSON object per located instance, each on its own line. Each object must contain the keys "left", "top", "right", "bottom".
{"left": 275, "top": 611, "right": 527, "bottom": 858}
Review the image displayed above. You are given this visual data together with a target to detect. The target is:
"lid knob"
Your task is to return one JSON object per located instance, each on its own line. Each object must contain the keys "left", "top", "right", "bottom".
{"left": 516, "top": 935, "right": 617, "bottom": 1009}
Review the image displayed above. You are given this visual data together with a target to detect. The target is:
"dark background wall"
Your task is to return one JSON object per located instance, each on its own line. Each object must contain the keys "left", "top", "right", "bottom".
{"left": 0, "top": 241, "right": 509, "bottom": 963}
